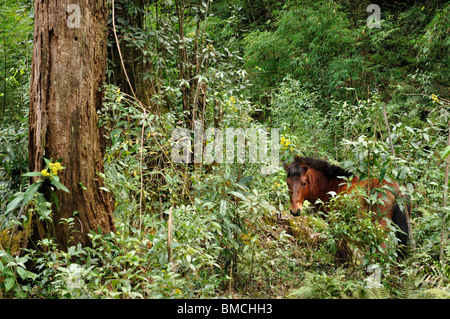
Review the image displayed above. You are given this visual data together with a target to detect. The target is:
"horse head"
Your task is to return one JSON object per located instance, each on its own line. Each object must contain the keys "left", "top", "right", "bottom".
{"left": 284, "top": 158, "right": 310, "bottom": 216}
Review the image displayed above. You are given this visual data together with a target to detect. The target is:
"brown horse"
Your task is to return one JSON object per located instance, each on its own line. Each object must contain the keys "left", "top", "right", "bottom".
{"left": 284, "top": 156, "right": 411, "bottom": 260}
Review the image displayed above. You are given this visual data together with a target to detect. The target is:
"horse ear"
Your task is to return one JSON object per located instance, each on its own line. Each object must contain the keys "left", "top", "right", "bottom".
{"left": 283, "top": 163, "right": 289, "bottom": 171}
{"left": 301, "top": 163, "right": 309, "bottom": 173}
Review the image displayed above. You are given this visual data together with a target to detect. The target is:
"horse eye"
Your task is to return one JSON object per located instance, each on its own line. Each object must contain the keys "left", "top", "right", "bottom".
{"left": 302, "top": 182, "right": 307, "bottom": 186}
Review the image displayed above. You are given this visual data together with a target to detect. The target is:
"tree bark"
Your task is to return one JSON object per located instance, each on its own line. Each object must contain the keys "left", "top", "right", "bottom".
{"left": 28, "top": 0, "right": 115, "bottom": 249}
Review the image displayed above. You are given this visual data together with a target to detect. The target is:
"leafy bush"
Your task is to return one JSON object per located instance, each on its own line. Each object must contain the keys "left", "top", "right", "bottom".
{"left": 316, "top": 186, "right": 398, "bottom": 269}
{"left": 1, "top": 0, "right": 450, "bottom": 300}
{"left": 0, "top": 115, "right": 28, "bottom": 224}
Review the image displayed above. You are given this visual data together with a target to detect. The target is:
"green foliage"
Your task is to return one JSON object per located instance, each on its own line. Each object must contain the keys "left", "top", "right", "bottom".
{"left": 244, "top": 0, "right": 361, "bottom": 103}
{"left": 244, "top": 1, "right": 448, "bottom": 108}
{"left": 0, "top": 0, "right": 33, "bottom": 123}
{"left": 288, "top": 271, "right": 353, "bottom": 299}
{"left": 316, "top": 186, "right": 398, "bottom": 269}
{"left": 0, "top": 250, "right": 36, "bottom": 298}
{"left": 4, "top": 159, "right": 68, "bottom": 230}
{"left": 94, "top": 84, "right": 296, "bottom": 297}
{"left": 268, "top": 76, "right": 330, "bottom": 157}
{"left": 0, "top": 113, "right": 28, "bottom": 220}
{"left": 1, "top": 0, "right": 450, "bottom": 300}
{"left": 414, "top": 3, "right": 450, "bottom": 95}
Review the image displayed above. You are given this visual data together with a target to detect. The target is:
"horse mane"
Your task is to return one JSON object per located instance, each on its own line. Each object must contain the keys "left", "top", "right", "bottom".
{"left": 285, "top": 156, "right": 352, "bottom": 179}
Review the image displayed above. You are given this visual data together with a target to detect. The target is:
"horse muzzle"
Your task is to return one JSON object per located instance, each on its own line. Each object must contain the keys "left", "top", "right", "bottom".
{"left": 290, "top": 208, "right": 302, "bottom": 216}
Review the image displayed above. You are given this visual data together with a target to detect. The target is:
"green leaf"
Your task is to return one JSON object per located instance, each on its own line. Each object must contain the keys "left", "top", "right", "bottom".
{"left": 22, "top": 172, "right": 43, "bottom": 177}
{"left": 210, "top": 221, "right": 222, "bottom": 235}
{"left": 405, "top": 126, "right": 415, "bottom": 134}
{"left": 51, "top": 191, "right": 60, "bottom": 211}
{"left": 35, "top": 193, "right": 48, "bottom": 211}
{"left": 5, "top": 193, "right": 25, "bottom": 214}
{"left": 229, "top": 191, "right": 247, "bottom": 202}
{"left": 378, "top": 167, "right": 387, "bottom": 182}
{"left": 406, "top": 183, "right": 415, "bottom": 196}
{"left": 238, "top": 175, "right": 253, "bottom": 185}
{"left": 51, "top": 178, "right": 70, "bottom": 193}
{"left": 219, "top": 200, "right": 227, "bottom": 216}
{"left": 16, "top": 266, "right": 28, "bottom": 280}
{"left": 228, "top": 237, "right": 239, "bottom": 250}
{"left": 22, "top": 182, "right": 41, "bottom": 209}
{"left": 441, "top": 145, "right": 450, "bottom": 160}
{"left": 4, "top": 276, "right": 15, "bottom": 292}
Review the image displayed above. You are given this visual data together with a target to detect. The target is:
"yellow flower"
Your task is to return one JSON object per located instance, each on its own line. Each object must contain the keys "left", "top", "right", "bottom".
{"left": 51, "top": 162, "right": 62, "bottom": 170}
{"left": 48, "top": 162, "right": 63, "bottom": 175}
{"left": 271, "top": 182, "right": 281, "bottom": 189}
{"left": 281, "top": 137, "right": 292, "bottom": 150}
{"left": 431, "top": 94, "right": 439, "bottom": 103}
{"left": 49, "top": 162, "right": 62, "bottom": 175}
{"left": 41, "top": 169, "right": 50, "bottom": 177}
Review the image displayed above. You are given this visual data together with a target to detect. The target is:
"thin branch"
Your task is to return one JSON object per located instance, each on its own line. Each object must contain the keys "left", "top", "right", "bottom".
{"left": 381, "top": 103, "right": 416, "bottom": 249}
{"left": 402, "top": 93, "right": 450, "bottom": 105}
{"left": 112, "top": 0, "right": 146, "bottom": 230}
{"left": 167, "top": 206, "right": 173, "bottom": 264}
{"left": 440, "top": 120, "right": 450, "bottom": 262}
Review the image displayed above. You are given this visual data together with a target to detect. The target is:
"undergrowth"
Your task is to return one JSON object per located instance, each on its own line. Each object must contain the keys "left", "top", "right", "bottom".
{"left": 1, "top": 1, "right": 450, "bottom": 299}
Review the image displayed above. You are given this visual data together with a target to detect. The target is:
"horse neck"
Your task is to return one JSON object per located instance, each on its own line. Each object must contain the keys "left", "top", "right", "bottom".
{"left": 307, "top": 169, "right": 343, "bottom": 204}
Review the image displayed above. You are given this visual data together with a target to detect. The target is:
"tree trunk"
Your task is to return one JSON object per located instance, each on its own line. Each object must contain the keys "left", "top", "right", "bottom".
{"left": 28, "top": 0, "right": 115, "bottom": 249}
